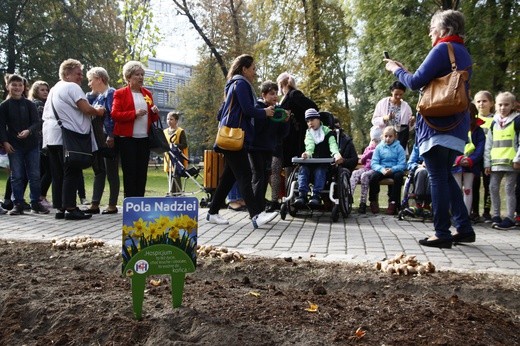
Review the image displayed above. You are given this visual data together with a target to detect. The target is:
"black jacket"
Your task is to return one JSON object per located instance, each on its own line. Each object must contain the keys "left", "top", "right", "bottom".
{"left": 0, "top": 97, "right": 40, "bottom": 150}
{"left": 336, "top": 130, "right": 358, "bottom": 172}
{"left": 249, "top": 99, "right": 289, "bottom": 153}
{"left": 280, "top": 89, "right": 318, "bottom": 166}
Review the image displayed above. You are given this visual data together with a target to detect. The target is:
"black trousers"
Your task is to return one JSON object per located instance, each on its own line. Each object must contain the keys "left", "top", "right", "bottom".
{"left": 369, "top": 171, "right": 404, "bottom": 207}
{"left": 248, "top": 150, "right": 272, "bottom": 211}
{"left": 209, "top": 148, "right": 261, "bottom": 218}
{"left": 47, "top": 145, "right": 82, "bottom": 210}
{"left": 116, "top": 137, "right": 149, "bottom": 198}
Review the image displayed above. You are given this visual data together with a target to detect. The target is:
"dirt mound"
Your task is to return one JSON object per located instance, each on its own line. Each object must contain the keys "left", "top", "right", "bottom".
{"left": 1, "top": 240, "right": 519, "bottom": 345}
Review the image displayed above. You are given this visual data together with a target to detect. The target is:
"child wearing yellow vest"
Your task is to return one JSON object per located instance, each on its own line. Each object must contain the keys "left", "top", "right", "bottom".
{"left": 163, "top": 111, "right": 188, "bottom": 194}
{"left": 484, "top": 92, "right": 520, "bottom": 230}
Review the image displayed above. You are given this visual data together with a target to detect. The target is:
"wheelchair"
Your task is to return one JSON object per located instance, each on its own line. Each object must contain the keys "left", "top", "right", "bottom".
{"left": 397, "top": 167, "right": 433, "bottom": 222}
{"left": 279, "top": 157, "right": 353, "bottom": 222}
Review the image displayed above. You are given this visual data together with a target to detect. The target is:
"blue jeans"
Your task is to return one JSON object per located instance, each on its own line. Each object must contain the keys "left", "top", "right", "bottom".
{"left": 298, "top": 164, "right": 327, "bottom": 197}
{"left": 9, "top": 146, "right": 41, "bottom": 204}
{"left": 422, "top": 145, "right": 473, "bottom": 239}
{"left": 227, "top": 182, "right": 242, "bottom": 202}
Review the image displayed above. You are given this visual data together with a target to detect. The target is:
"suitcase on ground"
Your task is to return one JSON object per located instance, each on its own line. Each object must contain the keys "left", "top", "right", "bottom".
{"left": 203, "top": 150, "right": 225, "bottom": 189}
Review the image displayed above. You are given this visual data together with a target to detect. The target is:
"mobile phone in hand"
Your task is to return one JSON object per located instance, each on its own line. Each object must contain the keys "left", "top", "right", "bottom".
{"left": 384, "top": 51, "right": 390, "bottom": 59}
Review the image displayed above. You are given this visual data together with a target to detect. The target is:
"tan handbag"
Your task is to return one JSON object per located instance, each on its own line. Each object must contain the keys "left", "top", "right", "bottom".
{"left": 215, "top": 87, "right": 245, "bottom": 151}
{"left": 215, "top": 125, "right": 244, "bottom": 151}
{"left": 416, "top": 43, "right": 470, "bottom": 117}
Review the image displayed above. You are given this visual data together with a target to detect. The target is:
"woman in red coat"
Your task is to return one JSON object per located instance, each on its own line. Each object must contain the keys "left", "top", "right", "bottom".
{"left": 111, "top": 61, "right": 159, "bottom": 197}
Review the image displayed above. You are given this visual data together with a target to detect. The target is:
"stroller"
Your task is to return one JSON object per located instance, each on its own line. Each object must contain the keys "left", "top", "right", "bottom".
{"left": 162, "top": 132, "right": 210, "bottom": 204}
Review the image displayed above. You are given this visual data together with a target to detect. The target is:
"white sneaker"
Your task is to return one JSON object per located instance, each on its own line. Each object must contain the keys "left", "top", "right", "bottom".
{"left": 80, "top": 198, "right": 90, "bottom": 205}
{"left": 206, "top": 213, "right": 229, "bottom": 225}
{"left": 40, "top": 198, "right": 52, "bottom": 208}
{"left": 252, "top": 211, "right": 278, "bottom": 229}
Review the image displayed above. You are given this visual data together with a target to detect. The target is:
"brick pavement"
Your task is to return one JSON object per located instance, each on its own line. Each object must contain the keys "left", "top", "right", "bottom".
{"left": 1, "top": 208, "right": 519, "bottom": 275}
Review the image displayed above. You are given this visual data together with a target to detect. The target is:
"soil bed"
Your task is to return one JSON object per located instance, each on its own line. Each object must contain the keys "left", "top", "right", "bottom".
{"left": 1, "top": 240, "right": 519, "bottom": 345}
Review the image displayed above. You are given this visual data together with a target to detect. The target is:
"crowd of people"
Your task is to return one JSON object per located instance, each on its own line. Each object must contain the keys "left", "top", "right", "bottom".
{"left": 1, "top": 9, "right": 519, "bottom": 250}
{"left": 0, "top": 59, "right": 159, "bottom": 220}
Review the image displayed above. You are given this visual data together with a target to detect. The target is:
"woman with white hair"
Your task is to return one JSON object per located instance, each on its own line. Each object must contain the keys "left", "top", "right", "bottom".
{"left": 82, "top": 67, "right": 119, "bottom": 214}
{"left": 42, "top": 59, "right": 105, "bottom": 220}
{"left": 111, "top": 61, "right": 159, "bottom": 198}
{"left": 276, "top": 72, "right": 318, "bottom": 170}
{"left": 385, "top": 10, "right": 474, "bottom": 248}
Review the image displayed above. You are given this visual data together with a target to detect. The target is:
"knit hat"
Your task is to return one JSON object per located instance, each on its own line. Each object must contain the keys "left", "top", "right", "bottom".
{"left": 370, "top": 127, "right": 382, "bottom": 141}
{"left": 305, "top": 108, "right": 320, "bottom": 120}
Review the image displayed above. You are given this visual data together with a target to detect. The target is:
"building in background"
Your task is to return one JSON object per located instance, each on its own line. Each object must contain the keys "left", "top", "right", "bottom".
{"left": 144, "top": 57, "right": 192, "bottom": 121}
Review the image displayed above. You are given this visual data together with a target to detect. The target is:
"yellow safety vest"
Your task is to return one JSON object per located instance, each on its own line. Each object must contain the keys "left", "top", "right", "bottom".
{"left": 478, "top": 115, "right": 493, "bottom": 135}
{"left": 163, "top": 127, "right": 189, "bottom": 172}
{"left": 478, "top": 115, "right": 493, "bottom": 129}
{"left": 464, "top": 130, "right": 475, "bottom": 156}
{"left": 490, "top": 121, "right": 516, "bottom": 166}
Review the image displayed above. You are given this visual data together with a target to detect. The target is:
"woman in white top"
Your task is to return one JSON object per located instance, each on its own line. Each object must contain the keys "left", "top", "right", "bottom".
{"left": 42, "top": 59, "right": 105, "bottom": 220}
{"left": 371, "top": 81, "right": 414, "bottom": 150}
{"left": 111, "top": 61, "right": 160, "bottom": 197}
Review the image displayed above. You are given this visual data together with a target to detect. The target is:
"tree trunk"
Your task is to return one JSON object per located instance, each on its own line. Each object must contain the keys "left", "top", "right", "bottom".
{"left": 172, "top": 0, "right": 228, "bottom": 78}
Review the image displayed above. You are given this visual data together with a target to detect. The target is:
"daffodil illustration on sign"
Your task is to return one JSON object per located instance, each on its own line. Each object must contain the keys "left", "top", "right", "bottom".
{"left": 122, "top": 197, "right": 198, "bottom": 319}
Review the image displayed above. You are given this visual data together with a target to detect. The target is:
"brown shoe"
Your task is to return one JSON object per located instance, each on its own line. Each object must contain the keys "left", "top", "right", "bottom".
{"left": 386, "top": 202, "right": 397, "bottom": 215}
{"left": 370, "top": 201, "right": 379, "bottom": 214}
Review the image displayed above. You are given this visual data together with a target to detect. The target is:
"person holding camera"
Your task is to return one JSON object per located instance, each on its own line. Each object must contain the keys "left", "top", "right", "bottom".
{"left": 384, "top": 10, "right": 474, "bottom": 248}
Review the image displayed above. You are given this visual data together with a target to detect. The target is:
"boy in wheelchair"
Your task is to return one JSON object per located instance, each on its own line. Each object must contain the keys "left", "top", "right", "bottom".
{"left": 293, "top": 109, "right": 343, "bottom": 207}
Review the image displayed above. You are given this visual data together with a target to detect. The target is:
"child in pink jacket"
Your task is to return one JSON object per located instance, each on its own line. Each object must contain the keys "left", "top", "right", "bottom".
{"left": 350, "top": 127, "right": 382, "bottom": 214}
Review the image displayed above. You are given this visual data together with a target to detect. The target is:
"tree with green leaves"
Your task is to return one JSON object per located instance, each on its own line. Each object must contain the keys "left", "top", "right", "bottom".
{"left": 171, "top": 0, "right": 255, "bottom": 155}
{"left": 347, "top": 0, "right": 518, "bottom": 149}
{"left": 114, "top": 0, "right": 163, "bottom": 86}
{"left": 0, "top": 0, "right": 124, "bottom": 88}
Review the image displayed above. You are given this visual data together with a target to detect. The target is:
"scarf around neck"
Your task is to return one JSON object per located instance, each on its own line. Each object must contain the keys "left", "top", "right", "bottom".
{"left": 310, "top": 126, "right": 325, "bottom": 144}
{"left": 433, "top": 35, "right": 464, "bottom": 47}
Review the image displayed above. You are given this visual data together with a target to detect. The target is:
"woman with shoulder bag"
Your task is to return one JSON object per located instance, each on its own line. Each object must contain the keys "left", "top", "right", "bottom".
{"left": 384, "top": 10, "right": 474, "bottom": 248}
{"left": 207, "top": 54, "right": 278, "bottom": 229}
{"left": 42, "top": 59, "right": 105, "bottom": 220}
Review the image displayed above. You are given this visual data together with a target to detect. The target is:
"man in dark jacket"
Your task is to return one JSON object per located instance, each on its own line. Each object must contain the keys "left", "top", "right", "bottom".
{"left": 333, "top": 117, "right": 358, "bottom": 174}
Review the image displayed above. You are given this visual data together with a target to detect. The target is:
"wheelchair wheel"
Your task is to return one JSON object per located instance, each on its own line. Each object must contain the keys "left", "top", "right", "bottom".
{"left": 331, "top": 205, "right": 340, "bottom": 222}
{"left": 285, "top": 167, "right": 300, "bottom": 218}
{"left": 280, "top": 203, "right": 287, "bottom": 220}
{"left": 338, "top": 169, "right": 353, "bottom": 217}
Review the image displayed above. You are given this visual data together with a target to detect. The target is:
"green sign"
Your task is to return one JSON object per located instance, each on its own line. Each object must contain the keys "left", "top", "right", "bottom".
{"left": 122, "top": 197, "right": 197, "bottom": 319}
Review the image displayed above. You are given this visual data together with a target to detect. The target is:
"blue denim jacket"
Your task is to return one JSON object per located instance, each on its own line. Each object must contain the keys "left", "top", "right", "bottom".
{"left": 90, "top": 87, "right": 115, "bottom": 137}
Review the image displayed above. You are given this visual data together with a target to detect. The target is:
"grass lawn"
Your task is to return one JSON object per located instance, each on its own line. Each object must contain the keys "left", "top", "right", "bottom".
{"left": 0, "top": 164, "right": 208, "bottom": 207}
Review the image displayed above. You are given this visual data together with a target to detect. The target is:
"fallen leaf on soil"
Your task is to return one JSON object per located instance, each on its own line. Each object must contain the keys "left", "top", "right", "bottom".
{"left": 248, "top": 291, "right": 261, "bottom": 297}
{"left": 350, "top": 327, "right": 366, "bottom": 340}
{"left": 305, "top": 301, "right": 319, "bottom": 312}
